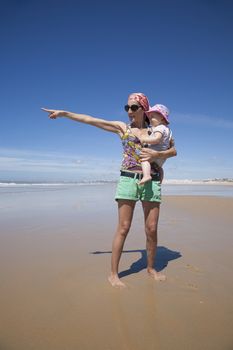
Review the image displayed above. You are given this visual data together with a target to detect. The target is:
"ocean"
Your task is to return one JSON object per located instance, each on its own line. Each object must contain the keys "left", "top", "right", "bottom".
{"left": 0, "top": 181, "right": 233, "bottom": 197}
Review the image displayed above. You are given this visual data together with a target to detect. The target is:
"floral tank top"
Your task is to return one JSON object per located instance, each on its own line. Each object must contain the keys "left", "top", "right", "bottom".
{"left": 120, "top": 125, "right": 142, "bottom": 171}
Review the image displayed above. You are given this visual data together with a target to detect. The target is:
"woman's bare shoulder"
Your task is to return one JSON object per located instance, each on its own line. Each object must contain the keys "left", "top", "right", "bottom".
{"left": 113, "top": 121, "right": 127, "bottom": 136}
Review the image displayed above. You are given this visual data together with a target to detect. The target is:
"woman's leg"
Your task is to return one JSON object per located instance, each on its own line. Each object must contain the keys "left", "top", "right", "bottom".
{"left": 141, "top": 201, "right": 166, "bottom": 281}
{"left": 108, "top": 199, "right": 136, "bottom": 287}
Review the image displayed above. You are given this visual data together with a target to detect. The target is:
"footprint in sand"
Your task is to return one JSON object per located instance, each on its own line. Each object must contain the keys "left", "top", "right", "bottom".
{"left": 185, "top": 264, "right": 202, "bottom": 273}
{"left": 186, "top": 282, "right": 198, "bottom": 290}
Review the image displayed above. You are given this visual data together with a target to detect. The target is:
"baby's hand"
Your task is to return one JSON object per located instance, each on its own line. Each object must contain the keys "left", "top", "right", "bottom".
{"left": 140, "top": 137, "right": 146, "bottom": 144}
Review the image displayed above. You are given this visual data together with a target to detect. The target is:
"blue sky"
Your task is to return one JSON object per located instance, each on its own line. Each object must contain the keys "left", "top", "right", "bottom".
{"left": 0, "top": 0, "right": 232, "bottom": 181}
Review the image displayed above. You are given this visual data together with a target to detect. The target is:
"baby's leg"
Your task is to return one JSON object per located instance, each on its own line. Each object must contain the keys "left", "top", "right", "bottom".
{"left": 139, "top": 161, "right": 152, "bottom": 185}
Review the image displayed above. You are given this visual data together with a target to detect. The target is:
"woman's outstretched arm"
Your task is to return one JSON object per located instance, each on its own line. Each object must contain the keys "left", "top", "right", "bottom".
{"left": 42, "top": 108, "right": 126, "bottom": 136}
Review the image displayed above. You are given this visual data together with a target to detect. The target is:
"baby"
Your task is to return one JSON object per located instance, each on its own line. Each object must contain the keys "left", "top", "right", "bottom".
{"left": 139, "top": 104, "right": 172, "bottom": 185}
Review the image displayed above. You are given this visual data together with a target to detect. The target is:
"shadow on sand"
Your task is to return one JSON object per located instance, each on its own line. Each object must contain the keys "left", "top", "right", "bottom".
{"left": 91, "top": 246, "right": 181, "bottom": 278}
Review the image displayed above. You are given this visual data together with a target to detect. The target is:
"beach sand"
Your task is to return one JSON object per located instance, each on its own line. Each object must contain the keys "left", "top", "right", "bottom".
{"left": 0, "top": 184, "right": 233, "bottom": 350}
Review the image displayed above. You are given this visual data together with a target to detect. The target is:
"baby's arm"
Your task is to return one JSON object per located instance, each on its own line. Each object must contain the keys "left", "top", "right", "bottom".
{"left": 140, "top": 131, "right": 163, "bottom": 145}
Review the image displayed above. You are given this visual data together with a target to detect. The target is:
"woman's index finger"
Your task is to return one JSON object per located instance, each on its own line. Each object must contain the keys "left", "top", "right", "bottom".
{"left": 41, "top": 108, "right": 53, "bottom": 112}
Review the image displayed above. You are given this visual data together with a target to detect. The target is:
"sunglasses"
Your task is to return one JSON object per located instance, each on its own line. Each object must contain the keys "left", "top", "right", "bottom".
{"left": 124, "top": 104, "right": 142, "bottom": 112}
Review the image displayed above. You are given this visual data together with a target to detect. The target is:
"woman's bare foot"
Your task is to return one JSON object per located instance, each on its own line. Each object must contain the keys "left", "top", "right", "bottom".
{"left": 108, "top": 274, "right": 126, "bottom": 288}
{"left": 147, "top": 268, "right": 166, "bottom": 281}
{"left": 139, "top": 175, "right": 152, "bottom": 185}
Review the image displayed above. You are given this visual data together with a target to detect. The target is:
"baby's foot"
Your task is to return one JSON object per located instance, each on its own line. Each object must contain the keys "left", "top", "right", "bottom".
{"left": 147, "top": 268, "right": 166, "bottom": 281}
{"left": 108, "top": 274, "right": 126, "bottom": 288}
{"left": 139, "top": 176, "right": 152, "bottom": 185}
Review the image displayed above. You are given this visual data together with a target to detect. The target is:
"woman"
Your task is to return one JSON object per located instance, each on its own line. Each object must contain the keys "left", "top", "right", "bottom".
{"left": 42, "top": 92, "right": 177, "bottom": 288}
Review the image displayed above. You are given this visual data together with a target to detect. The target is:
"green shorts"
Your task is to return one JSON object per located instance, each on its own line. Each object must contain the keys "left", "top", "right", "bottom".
{"left": 115, "top": 175, "right": 161, "bottom": 202}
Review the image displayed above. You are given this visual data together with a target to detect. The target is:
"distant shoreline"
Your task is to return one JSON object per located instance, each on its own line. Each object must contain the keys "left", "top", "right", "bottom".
{"left": 163, "top": 179, "right": 233, "bottom": 186}
{"left": 0, "top": 179, "right": 233, "bottom": 186}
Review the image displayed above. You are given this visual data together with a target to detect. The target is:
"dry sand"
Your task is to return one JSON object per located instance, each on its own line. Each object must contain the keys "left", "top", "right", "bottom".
{"left": 0, "top": 184, "right": 233, "bottom": 350}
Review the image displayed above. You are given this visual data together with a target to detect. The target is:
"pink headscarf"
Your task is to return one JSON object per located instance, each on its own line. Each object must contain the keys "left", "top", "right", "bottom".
{"left": 128, "top": 92, "right": 150, "bottom": 111}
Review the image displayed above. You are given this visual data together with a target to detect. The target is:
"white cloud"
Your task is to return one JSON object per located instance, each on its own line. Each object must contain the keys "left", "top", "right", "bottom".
{"left": 163, "top": 155, "right": 233, "bottom": 180}
{"left": 0, "top": 148, "right": 120, "bottom": 179}
{"left": 1, "top": 146, "right": 232, "bottom": 181}
{"left": 174, "top": 112, "right": 233, "bottom": 129}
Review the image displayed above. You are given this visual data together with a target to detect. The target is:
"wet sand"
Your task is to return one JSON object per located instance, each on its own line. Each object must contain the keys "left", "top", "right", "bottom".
{"left": 0, "top": 184, "right": 233, "bottom": 350}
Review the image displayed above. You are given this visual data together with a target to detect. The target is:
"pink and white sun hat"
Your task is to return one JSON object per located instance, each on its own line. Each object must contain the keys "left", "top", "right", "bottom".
{"left": 146, "top": 104, "right": 170, "bottom": 124}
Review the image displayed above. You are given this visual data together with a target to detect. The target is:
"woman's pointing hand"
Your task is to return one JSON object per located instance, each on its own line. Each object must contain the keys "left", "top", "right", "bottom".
{"left": 41, "top": 108, "right": 64, "bottom": 119}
